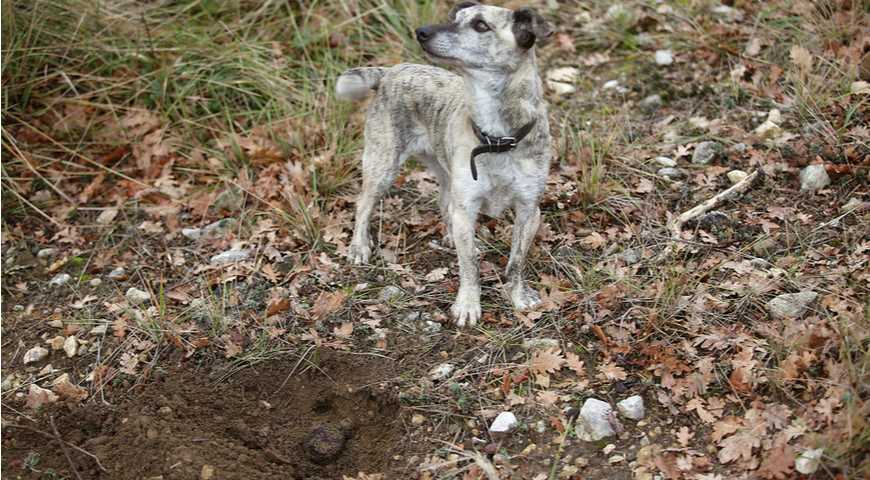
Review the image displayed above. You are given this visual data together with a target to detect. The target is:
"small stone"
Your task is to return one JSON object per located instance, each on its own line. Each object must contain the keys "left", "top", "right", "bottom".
{"left": 422, "top": 321, "right": 442, "bottom": 334}
{"left": 210, "top": 249, "right": 250, "bottom": 265}
{"left": 727, "top": 170, "right": 749, "bottom": 184}
{"left": 379, "top": 285, "right": 403, "bottom": 302}
{"left": 547, "top": 68, "right": 580, "bottom": 88}
{"left": 90, "top": 324, "right": 108, "bottom": 336}
{"left": 619, "top": 248, "right": 641, "bottom": 265}
{"left": 795, "top": 448, "right": 823, "bottom": 475}
{"left": 108, "top": 267, "right": 126, "bottom": 280}
{"left": 428, "top": 363, "right": 455, "bottom": 381}
{"left": 89, "top": 278, "right": 102, "bottom": 287}
{"left": 214, "top": 187, "right": 245, "bottom": 212}
{"left": 753, "top": 237, "right": 778, "bottom": 256}
{"left": 158, "top": 406, "right": 173, "bottom": 416}
{"left": 608, "top": 455, "right": 625, "bottom": 464}
{"left": 711, "top": 4, "right": 743, "bottom": 22}
{"left": 574, "top": 457, "right": 588, "bottom": 467}
{"left": 602, "top": 80, "right": 620, "bottom": 90}
{"left": 49, "top": 273, "right": 72, "bottom": 287}
{"left": 23, "top": 346, "right": 49, "bottom": 364}
{"left": 48, "top": 319, "right": 64, "bottom": 328}
{"left": 654, "top": 50, "right": 673, "bottom": 66}
{"left": 522, "top": 338, "right": 560, "bottom": 351}
{"left": 841, "top": 197, "right": 869, "bottom": 213}
{"left": 617, "top": 395, "right": 645, "bottom": 420}
{"left": 37, "top": 248, "right": 58, "bottom": 259}
{"left": 767, "top": 291, "right": 818, "bottom": 320}
{"left": 548, "top": 81, "right": 576, "bottom": 96}
{"left": 63, "top": 336, "right": 78, "bottom": 358}
{"left": 181, "top": 228, "right": 202, "bottom": 240}
{"left": 639, "top": 95, "right": 664, "bottom": 112}
{"left": 535, "top": 420, "right": 547, "bottom": 433}
{"left": 489, "top": 412, "right": 518, "bottom": 434}
{"left": 657, "top": 167, "right": 686, "bottom": 180}
{"left": 184, "top": 218, "right": 238, "bottom": 241}
{"left": 47, "top": 336, "right": 65, "bottom": 350}
{"left": 200, "top": 464, "right": 215, "bottom": 480}
{"left": 602, "top": 444, "right": 617, "bottom": 455}
{"left": 575, "top": 398, "right": 616, "bottom": 441}
{"left": 411, "top": 414, "right": 426, "bottom": 426}
{"left": 126, "top": 287, "right": 151, "bottom": 305}
{"left": 654, "top": 156, "right": 676, "bottom": 167}
{"left": 800, "top": 165, "right": 831, "bottom": 192}
{"left": 729, "top": 142, "right": 748, "bottom": 154}
{"left": 692, "top": 141, "right": 721, "bottom": 165}
{"left": 303, "top": 424, "right": 348, "bottom": 464}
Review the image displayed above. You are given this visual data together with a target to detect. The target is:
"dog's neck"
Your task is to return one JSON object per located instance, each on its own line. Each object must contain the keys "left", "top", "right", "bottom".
{"left": 463, "top": 58, "right": 542, "bottom": 138}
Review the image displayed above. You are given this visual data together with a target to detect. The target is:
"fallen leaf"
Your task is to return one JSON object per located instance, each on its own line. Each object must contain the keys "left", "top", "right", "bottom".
{"left": 96, "top": 207, "right": 119, "bottom": 225}
{"left": 757, "top": 444, "right": 794, "bottom": 479}
{"left": 424, "top": 267, "right": 448, "bottom": 282}
{"left": 530, "top": 347, "right": 565, "bottom": 375}
{"left": 311, "top": 290, "right": 348, "bottom": 321}
{"left": 789, "top": 45, "right": 813, "bottom": 73}
{"left": 333, "top": 322, "right": 354, "bottom": 338}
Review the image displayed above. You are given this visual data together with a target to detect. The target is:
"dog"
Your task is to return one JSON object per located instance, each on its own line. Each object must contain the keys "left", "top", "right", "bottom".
{"left": 335, "top": 2, "right": 553, "bottom": 327}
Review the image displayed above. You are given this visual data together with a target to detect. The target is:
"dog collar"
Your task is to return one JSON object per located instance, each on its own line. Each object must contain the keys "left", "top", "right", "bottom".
{"left": 469, "top": 118, "right": 537, "bottom": 181}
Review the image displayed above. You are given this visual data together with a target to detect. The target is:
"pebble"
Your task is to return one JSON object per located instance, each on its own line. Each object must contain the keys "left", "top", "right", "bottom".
{"left": 727, "top": 170, "right": 749, "bottom": 184}
{"left": 37, "top": 248, "right": 58, "bottom": 259}
{"left": 619, "top": 248, "right": 641, "bottom": 265}
{"left": 841, "top": 197, "right": 869, "bottom": 213}
{"left": 767, "top": 291, "right": 818, "bottom": 320}
{"left": 23, "top": 346, "right": 49, "bottom": 364}
{"left": 692, "top": 141, "right": 721, "bottom": 165}
{"left": 795, "top": 448, "right": 823, "bottom": 474}
{"left": 608, "top": 455, "right": 625, "bottom": 464}
{"left": 63, "top": 336, "right": 78, "bottom": 358}
{"left": 158, "top": 406, "right": 173, "bottom": 416}
{"left": 548, "top": 81, "right": 576, "bottom": 96}
{"left": 799, "top": 165, "right": 831, "bottom": 192}
{"left": 753, "top": 237, "right": 778, "bottom": 256}
{"left": 210, "top": 249, "right": 250, "bottom": 265}
{"left": 521, "top": 338, "right": 560, "bottom": 351}
{"left": 711, "top": 4, "right": 743, "bottom": 22}
{"left": 489, "top": 412, "right": 518, "bottom": 434}
{"left": 617, "top": 395, "right": 646, "bottom": 420}
{"left": 428, "top": 363, "right": 455, "bottom": 381}
{"left": 411, "top": 414, "right": 426, "bottom": 426}
{"left": 89, "top": 278, "right": 102, "bottom": 287}
{"left": 379, "top": 285, "right": 404, "bottom": 302}
{"left": 48, "top": 336, "right": 65, "bottom": 350}
{"left": 639, "top": 94, "right": 663, "bottom": 112}
{"left": 534, "top": 420, "right": 547, "bottom": 433}
{"left": 657, "top": 167, "right": 686, "bottom": 180}
{"left": 546, "top": 67, "right": 580, "bottom": 96}
{"left": 108, "top": 267, "right": 126, "bottom": 280}
{"left": 200, "top": 464, "right": 215, "bottom": 480}
{"left": 49, "top": 273, "right": 72, "bottom": 287}
{"left": 602, "top": 80, "right": 620, "bottom": 90}
{"left": 603, "top": 444, "right": 617, "bottom": 455}
{"left": 182, "top": 218, "right": 238, "bottom": 241}
{"left": 654, "top": 156, "right": 676, "bottom": 167}
{"left": 90, "top": 324, "right": 108, "bottom": 336}
{"left": 303, "top": 424, "right": 348, "bottom": 464}
{"left": 575, "top": 398, "right": 616, "bottom": 441}
{"left": 126, "top": 287, "right": 151, "bottom": 305}
{"left": 654, "top": 50, "right": 673, "bottom": 66}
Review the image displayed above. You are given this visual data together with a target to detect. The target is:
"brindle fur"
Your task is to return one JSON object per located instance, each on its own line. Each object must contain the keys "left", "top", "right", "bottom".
{"left": 335, "top": 2, "right": 553, "bottom": 327}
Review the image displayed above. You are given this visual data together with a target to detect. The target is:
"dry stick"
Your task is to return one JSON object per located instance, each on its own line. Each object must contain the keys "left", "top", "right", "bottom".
{"left": 49, "top": 416, "right": 84, "bottom": 480}
{"left": 660, "top": 169, "right": 763, "bottom": 258}
{"left": 5, "top": 422, "right": 108, "bottom": 472}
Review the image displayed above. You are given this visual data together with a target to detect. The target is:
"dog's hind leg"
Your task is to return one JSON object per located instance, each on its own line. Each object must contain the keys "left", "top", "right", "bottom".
{"left": 349, "top": 136, "right": 403, "bottom": 265}
{"left": 505, "top": 204, "right": 542, "bottom": 310}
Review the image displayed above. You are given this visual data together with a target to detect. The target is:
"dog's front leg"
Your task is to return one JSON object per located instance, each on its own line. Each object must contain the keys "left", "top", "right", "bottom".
{"left": 449, "top": 203, "right": 481, "bottom": 327}
{"left": 506, "top": 203, "right": 542, "bottom": 310}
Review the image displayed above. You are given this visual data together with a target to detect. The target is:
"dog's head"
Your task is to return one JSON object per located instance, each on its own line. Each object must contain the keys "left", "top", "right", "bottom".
{"left": 415, "top": 2, "right": 553, "bottom": 72}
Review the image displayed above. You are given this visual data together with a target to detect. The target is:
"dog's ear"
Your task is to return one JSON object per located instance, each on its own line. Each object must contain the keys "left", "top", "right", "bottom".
{"left": 449, "top": 1, "right": 479, "bottom": 22}
{"left": 512, "top": 7, "right": 554, "bottom": 50}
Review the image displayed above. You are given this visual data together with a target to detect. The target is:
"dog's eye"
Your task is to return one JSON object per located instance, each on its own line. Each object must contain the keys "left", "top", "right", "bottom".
{"left": 472, "top": 20, "right": 490, "bottom": 33}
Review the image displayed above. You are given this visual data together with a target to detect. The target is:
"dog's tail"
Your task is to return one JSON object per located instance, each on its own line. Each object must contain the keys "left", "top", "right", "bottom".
{"left": 335, "top": 67, "right": 386, "bottom": 101}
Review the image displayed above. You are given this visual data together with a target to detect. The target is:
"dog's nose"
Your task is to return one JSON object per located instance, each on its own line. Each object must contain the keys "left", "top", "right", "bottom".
{"left": 416, "top": 26, "right": 435, "bottom": 42}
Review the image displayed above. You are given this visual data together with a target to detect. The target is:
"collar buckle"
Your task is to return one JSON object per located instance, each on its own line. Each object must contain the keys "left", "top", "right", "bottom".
{"left": 500, "top": 136, "right": 517, "bottom": 147}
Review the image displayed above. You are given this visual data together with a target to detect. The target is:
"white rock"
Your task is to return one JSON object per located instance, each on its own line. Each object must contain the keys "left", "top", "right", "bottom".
{"left": 795, "top": 448, "right": 823, "bottom": 474}
{"left": 602, "top": 80, "right": 620, "bottom": 90}
{"left": 658, "top": 167, "right": 686, "bottom": 180}
{"left": 800, "top": 165, "right": 831, "bottom": 192}
{"left": 489, "top": 411, "right": 518, "bottom": 434}
{"left": 23, "top": 346, "right": 49, "bottom": 364}
{"left": 727, "top": 170, "right": 749, "bottom": 184}
{"left": 429, "top": 363, "right": 455, "bottom": 381}
{"left": 547, "top": 67, "right": 580, "bottom": 84}
{"left": 89, "top": 278, "right": 102, "bottom": 287}
{"left": 692, "top": 141, "right": 721, "bottom": 165}
{"left": 210, "top": 249, "right": 250, "bottom": 265}
{"left": 37, "top": 248, "right": 58, "bottom": 258}
{"left": 654, "top": 50, "right": 673, "bottom": 66}
{"left": 90, "top": 324, "right": 108, "bottom": 336}
{"left": 654, "top": 156, "right": 676, "bottom": 167}
{"left": 616, "top": 395, "right": 645, "bottom": 420}
{"left": 47, "top": 336, "right": 65, "bottom": 350}
{"left": 767, "top": 291, "right": 818, "bottom": 320}
{"left": 181, "top": 227, "right": 202, "bottom": 240}
{"left": 841, "top": 197, "right": 869, "bottom": 213}
{"left": 711, "top": 4, "right": 743, "bottom": 22}
{"left": 379, "top": 285, "right": 404, "bottom": 302}
{"left": 125, "top": 287, "right": 151, "bottom": 305}
{"left": 640, "top": 94, "right": 663, "bottom": 111}
{"left": 184, "top": 218, "right": 237, "bottom": 241}
{"left": 522, "top": 338, "right": 560, "bottom": 351}
{"left": 575, "top": 398, "right": 616, "bottom": 441}
{"left": 411, "top": 414, "right": 426, "bottom": 426}
{"left": 548, "top": 81, "right": 576, "bottom": 96}
{"left": 108, "top": 267, "right": 126, "bottom": 280}
{"left": 63, "top": 336, "right": 78, "bottom": 358}
{"left": 49, "top": 273, "right": 72, "bottom": 287}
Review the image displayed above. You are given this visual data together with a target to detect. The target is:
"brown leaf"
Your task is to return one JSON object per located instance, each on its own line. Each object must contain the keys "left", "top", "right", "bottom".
{"left": 580, "top": 232, "right": 606, "bottom": 250}
{"left": 565, "top": 352, "right": 585, "bottom": 376}
{"left": 333, "top": 322, "right": 354, "bottom": 338}
{"left": 789, "top": 45, "right": 813, "bottom": 73}
{"left": 757, "top": 444, "right": 794, "bottom": 479}
{"left": 112, "top": 318, "right": 128, "bottom": 338}
{"left": 52, "top": 376, "right": 88, "bottom": 402}
{"left": 266, "top": 297, "right": 291, "bottom": 316}
{"left": 530, "top": 347, "right": 565, "bottom": 375}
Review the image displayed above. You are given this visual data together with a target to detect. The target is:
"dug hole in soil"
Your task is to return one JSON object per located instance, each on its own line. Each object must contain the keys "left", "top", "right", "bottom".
{"left": 3, "top": 351, "right": 409, "bottom": 479}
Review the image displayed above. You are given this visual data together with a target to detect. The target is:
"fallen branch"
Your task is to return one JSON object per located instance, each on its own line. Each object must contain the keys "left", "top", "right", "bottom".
{"left": 50, "top": 415, "right": 83, "bottom": 480}
{"left": 661, "top": 169, "right": 763, "bottom": 258}
{"left": 5, "top": 421, "right": 108, "bottom": 473}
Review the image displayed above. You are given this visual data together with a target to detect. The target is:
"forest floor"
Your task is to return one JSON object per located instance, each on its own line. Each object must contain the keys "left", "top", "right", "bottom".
{"left": 1, "top": 1, "right": 868, "bottom": 479}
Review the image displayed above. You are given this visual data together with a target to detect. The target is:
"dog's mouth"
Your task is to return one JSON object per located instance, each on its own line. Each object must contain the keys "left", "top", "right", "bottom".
{"left": 419, "top": 43, "right": 458, "bottom": 63}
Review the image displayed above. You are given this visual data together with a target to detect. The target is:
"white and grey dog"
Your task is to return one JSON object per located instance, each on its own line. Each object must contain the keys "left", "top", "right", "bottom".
{"left": 336, "top": 2, "right": 553, "bottom": 327}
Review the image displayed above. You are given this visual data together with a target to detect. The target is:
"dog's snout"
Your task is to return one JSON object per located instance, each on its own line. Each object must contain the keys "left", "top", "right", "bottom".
{"left": 416, "top": 26, "right": 436, "bottom": 43}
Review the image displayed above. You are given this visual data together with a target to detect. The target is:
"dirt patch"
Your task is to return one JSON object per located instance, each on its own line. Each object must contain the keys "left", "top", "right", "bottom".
{"left": 2, "top": 350, "right": 410, "bottom": 479}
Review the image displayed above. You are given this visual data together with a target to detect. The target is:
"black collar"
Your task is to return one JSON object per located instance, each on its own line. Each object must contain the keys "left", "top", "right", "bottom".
{"left": 469, "top": 118, "right": 537, "bottom": 181}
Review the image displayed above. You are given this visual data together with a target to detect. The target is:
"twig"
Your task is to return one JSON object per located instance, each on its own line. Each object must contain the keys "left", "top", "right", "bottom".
{"left": 50, "top": 416, "right": 83, "bottom": 480}
{"left": 660, "top": 169, "right": 763, "bottom": 258}
{"left": 5, "top": 421, "right": 108, "bottom": 473}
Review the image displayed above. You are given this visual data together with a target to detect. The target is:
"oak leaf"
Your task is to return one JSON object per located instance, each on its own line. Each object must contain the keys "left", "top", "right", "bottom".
{"left": 530, "top": 347, "right": 565, "bottom": 375}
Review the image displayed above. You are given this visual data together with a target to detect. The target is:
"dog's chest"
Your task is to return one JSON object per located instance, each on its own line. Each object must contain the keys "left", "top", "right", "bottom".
{"left": 475, "top": 153, "right": 544, "bottom": 218}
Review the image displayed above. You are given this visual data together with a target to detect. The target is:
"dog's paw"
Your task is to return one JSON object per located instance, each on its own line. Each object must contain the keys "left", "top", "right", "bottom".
{"left": 450, "top": 291, "right": 481, "bottom": 327}
{"left": 510, "top": 283, "right": 542, "bottom": 311}
{"left": 348, "top": 242, "right": 372, "bottom": 265}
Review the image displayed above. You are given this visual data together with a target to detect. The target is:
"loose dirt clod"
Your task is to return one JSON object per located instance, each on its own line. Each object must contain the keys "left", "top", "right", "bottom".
{"left": 303, "top": 423, "right": 349, "bottom": 464}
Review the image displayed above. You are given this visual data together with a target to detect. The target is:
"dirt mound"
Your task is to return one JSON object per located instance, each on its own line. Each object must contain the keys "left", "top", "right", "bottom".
{"left": 3, "top": 351, "right": 409, "bottom": 479}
